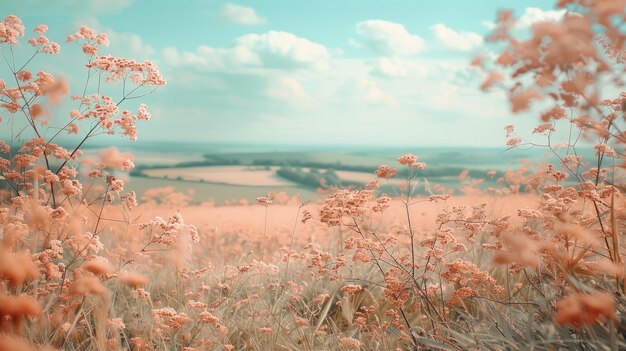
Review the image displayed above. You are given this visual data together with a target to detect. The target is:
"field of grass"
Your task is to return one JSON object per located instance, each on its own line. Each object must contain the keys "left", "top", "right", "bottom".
{"left": 6, "top": 125, "right": 622, "bottom": 351}
{"left": 125, "top": 175, "right": 319, "bottom": 205}
{"left": 143, "top": 166, "right": 295, "bottom": 186}
{"left": 122, "top": 146, "right": 569, "bottom": 205}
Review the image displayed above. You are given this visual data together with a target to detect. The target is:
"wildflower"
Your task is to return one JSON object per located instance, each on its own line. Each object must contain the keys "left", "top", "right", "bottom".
{"left": 506, "top": 138, "right": 521, "bottom": 146}
{"left": 313, "top": 292, "right": 330, "bottom": 305}
{"left": 372, "top": 195, "right": 391, "bottom": 212}
{"left": 98, "top": 148, "right": 135, "bottom": 170}
{"left": 295, "top": 318, "right": 309, "bottom": 327}
{"left": 470, "top": 54, "right": 484, "bottom": 67}
{"left": 88, "top": 170, "right": 103, "bottom": 178}
{"left": 119, "top": 273, "right": 148, "bottom": 289}
{"left": 319, "top": 189, "right": 372, "bottom": 226}
{"left": 340, "top": 284, "right": 363, "bottom": 294}
{"left": 256, "top": 195, "right": 272, "bottom": 206}
{"left": 364, "top": 180, "right": 379, "bottom": 190}
{"left": 34, "top": 24, "right": 47, "bottom": 34}
{"left": 67, "top": 123, "right": 79, "bottom": 134}
{"left": 82, "top": 43, "right": 98, "bottom": 56}
{"left": 480, "top": 71, "right": 503, "bottom": 91}
{"left": 532, "top": 123, "right": 555, "bottom": 134}
{"left": 16, "top": 70, "right": 32, "bottom": 81}
{"left": 594, "top": 144, "right": 616, "bottom": 157}
{"left": 259, "top": 327, "right": 273, "bottom": 334}
{"left": 0, "top": 334, "right": 36, "bottom": 351}
{"left": 130, "top": 337, "right": 150, "bottom": 351}
{"left": 397, "top": 154, "right": 417, "bottom": 165}
{"left": 83, "top": 260, "right": 115, "bottom": 276}
{"left": 504, "top": 124, "right": 515, "bottom": 137}
{"left": 107, "top": 175, "right": 125, "bottom": 193}
{"left": 0, "top": 295, "right": 41, "bottom": 333}
{"left": 447, "top": 287, "right": 478, "bottom": 306}
{"left": 339, "top": 337, "right": 361, "bottom": 350}
{"left": 0, "top": 249, "right": 39, "bottom": 287}
{"left": 375, "top": 165, "right": 397, "bottom": 179}
{"left": 187, "top": 300, "right": 207, "bottom": 310}
{"left": 216, "top": 323, "right": 229, "bottom": 336}
{"left": 85, "top": 56, "right": 166, "bottom": 86}
{"left": 69, "top": 276, "right": 107, "bottom": 296}
{"left": 410, "top": 161, "right": 427, "bottom": 169}
{"left": 555, "top": 291, "right": 615, "bottom": 328}
{"left": 428, "top": 194, "right": 450, "bottom": 202}
{"left": 41, "top": 42, "right": 60, "bottom": 54}
{"left": 301, "top": 209, "right": 312, "bottom": 223}
{"left": 131, "top": 288, "right": 151, "bottom": 299}
{"left": 199, "top": 311, "right": 220, "bottom": 325}
{"left": 540, "top": 106, "right": 566, "bottom": 121}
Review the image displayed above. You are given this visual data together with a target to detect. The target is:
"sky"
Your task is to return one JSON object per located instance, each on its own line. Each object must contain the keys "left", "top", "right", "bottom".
{"left": 2, "top": 0, "right": 570, "bottom": 147}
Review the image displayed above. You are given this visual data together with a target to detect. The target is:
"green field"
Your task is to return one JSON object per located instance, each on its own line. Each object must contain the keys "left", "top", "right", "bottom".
{"left": 104, "top": 142, "right": 597, "bottom": 204}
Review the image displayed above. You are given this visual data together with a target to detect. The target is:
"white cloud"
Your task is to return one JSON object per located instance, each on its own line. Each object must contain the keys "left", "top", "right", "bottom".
{"left": 266, "top": 77, "right": 308, "bottom": 101}
{"left": 373, "top": 57, "right": 407, "bottom": 78}
{"left": 143, "top": 55, "right": 517, "bottom": 146}
{"left": 481, "top": 20, "right": 496, "bottom": 30}
{"left": 358, "top": 78, "right": 398, "bottom": 107}
{"left": 219, "top": 3, "right": 266, "bottom": 25}
{"left": 482, "top": 7, "right": 567, "bottom": 31}
{"left": 517, "top": 7, "right": 566, "bottom": 28}
{"left": 430, "top": 24, "right": 483, "bottom": 52}
{"left": 235, "top": 31, "right": 330, "bottom": 69}
{"left": 356, "top": 20, "right": 425, "bottom": 56}
{"left": 371, "top": 57, "right": 427, "bottom": 78}
{"left": 106, "top": 31, "right": 155, "bottom": 59}
{"left": 162, "top": 31, "right": 330, "bottom": 71}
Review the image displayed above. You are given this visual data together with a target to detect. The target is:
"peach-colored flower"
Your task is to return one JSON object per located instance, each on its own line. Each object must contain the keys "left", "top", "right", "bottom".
{"left": 83, "top": 260, "right": 115, "bottom": 276}
{"left": 339, "top": 337, "right": 361, "bottom": 350}
{"left": 16, "top": 70, "right": 32, "bottom": 81}
{"left": 340, "top": 284, "right": 363, "bottom": 294}
{"left": 259, "top": 327, "right": 273, "bottom": 334}
{"left": 397, "top": 154, "right": 417, "bottom": 165}
{"left": 555, "top": 291, "right": 615, "bottom": 328}
{"left": 375, "top": 165, "right": 397, "bottom": 179}
{"left": 69, "top": 276, "right": 107, "bottom": 296}
{"left": 0, "top": 249, "right": 39, "bottom": 288}
{"left": 34, "top": 24, "right": 47, "bottom": 34}
{"left": 119, "top": 273, "right": 148, "bottom": 289}
{"left": 256, "top": 195, "right": 272, "bottom": 206}
{"left": 480, "top": 71, "right": 503, "bottom": 91}
{"left": 0, "top": 334, "right": 36, "bottom": 351}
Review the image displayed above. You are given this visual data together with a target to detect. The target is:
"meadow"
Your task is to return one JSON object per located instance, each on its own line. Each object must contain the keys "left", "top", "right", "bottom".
{"left": 120, "top": 145, "right": 571, "bottom": 204}
{"left": 2, "top": 1, "right": 626, "bottom": 351}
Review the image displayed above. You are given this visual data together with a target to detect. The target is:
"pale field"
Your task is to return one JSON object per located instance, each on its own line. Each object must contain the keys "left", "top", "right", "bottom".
{"left": 143, "top": 166, "right": 295, "bottom": 186}
{"left": 125, "top": 193, "right": 542, "bottom": 264}
{"left": 335, "top": 170, "right": 428, "bottom": 187}
{"left": 131, "top": 153, "right": 205, "bottom": 166}
{"left": 126, "top": 175, "right": 319, "bottom": 204}
{"left": 82, "top": 148, "right": 206, "bottom": 166}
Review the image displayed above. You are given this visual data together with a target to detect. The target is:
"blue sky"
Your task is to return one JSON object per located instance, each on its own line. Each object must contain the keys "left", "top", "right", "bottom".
{"left": 3, "top": 0, "right": 568, "bottom": 147}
